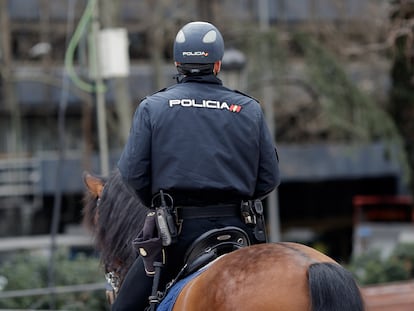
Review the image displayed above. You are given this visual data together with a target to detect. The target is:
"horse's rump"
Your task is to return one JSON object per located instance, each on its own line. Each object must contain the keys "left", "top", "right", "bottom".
{"left": 171, "top": 243, "right": 365, "bottom": 311}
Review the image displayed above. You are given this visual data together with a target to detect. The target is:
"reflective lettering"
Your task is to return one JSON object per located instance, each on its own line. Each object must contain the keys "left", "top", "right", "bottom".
{"left": 193, "top": 100, "right": 204, "bottom": 108}
{"left": 220, "top": 102, "right": 230, "bottom": 110}
{"left": 168, "top": 99, "right": 242, "bottom": 113}
{"left": 205, "top": 100, "right": 219, "bottom": 108}
{"left": 182, "top": 51, "right": 208, "bottom": 57}
{"left": 181, "top": 99, "right": 194, "bottom": 107}
{"left": 169, "top": 99, "right": 181, "bottom": 107}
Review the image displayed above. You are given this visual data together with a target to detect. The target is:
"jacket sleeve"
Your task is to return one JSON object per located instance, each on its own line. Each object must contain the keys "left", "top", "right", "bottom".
{"left": 254, "top": 112, "right": 280, "bottom": 199}
{"left": 117, "top": 100, "right": 152, "bottom": 205}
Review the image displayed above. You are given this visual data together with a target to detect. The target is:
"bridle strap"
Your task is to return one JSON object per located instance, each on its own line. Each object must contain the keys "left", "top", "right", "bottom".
{"left": 104, "top": 268, "right": 121, "bottom": 304}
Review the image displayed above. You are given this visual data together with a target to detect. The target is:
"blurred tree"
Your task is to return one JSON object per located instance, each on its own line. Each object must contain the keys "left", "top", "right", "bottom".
{"left": 389, "top": 0, "right": 414, "bottom": 194}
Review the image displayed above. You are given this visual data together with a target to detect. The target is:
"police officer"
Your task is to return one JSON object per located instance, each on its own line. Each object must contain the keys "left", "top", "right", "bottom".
{"left": 114, "top": 21, "right": 280, "bottom": 310}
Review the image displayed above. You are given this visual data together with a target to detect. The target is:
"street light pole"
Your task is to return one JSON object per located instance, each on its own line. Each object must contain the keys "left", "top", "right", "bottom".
{"left": 91, "top": 0, "right": 109, "bottom": 176}
{"left": 0, "top": 0, "right": 21, "bottom": 154}
{"left": 99, "top": 0, "right": 132, "bottom": 144}
{"left": 259, "top": 0, "right": 281, "bottom": 243}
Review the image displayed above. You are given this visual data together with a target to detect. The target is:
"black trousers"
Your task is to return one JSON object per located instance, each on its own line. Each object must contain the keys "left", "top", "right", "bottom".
{"left": 111, "top": 216, "right": 257, "bottom": 311}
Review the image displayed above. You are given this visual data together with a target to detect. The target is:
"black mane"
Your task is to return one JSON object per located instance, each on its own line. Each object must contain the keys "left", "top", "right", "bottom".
{"left": 83, "top": 169, "right": 150, "bottom": 280}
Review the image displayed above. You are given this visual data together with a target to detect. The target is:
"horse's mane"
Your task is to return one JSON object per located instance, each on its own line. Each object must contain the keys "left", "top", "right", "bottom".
{"left": 83, "top": 169, "right": 150, "bottom": 278}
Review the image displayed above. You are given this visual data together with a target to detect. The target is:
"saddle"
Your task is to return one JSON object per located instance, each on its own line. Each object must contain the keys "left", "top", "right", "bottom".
{"left": 181, "top": 226, "right": 251, "bottom": 278}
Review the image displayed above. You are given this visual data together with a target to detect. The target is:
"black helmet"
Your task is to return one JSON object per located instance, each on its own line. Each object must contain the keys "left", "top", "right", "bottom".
{"left": 173, "top": 21, "right": 224, "bottom": 64}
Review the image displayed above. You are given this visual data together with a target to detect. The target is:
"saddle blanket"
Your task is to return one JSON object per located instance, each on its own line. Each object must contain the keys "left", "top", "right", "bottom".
{"left": 157, "top": 268, "right": 205, "bottom": 311}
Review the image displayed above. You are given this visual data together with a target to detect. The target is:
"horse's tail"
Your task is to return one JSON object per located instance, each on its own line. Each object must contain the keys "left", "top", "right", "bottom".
{"left": 308, "top": 262, "right": 365, "bottom": 311}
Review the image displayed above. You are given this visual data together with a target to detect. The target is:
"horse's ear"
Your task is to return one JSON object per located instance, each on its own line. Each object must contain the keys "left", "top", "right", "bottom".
{"left": 83, "top": 171, "right": 104, "bottom": 197}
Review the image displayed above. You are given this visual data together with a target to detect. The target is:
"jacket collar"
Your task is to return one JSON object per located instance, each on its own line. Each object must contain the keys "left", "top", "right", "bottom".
{"left": 180, "top": 74, "right": 223, "bottom": 85}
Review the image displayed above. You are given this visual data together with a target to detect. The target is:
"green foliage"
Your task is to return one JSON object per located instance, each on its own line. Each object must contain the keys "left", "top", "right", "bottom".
{"left": 0, "top": 248, "right": 108, "bottom": 310}
{"left": 394, "top": 242, "right": 414, "bottom": 261}
{"left": 293, "top": 32, "right": 399, "bottom": 142}
{"left": 348, "top": 243, "right": 414, "bottom": 285}
{"left": 388, "top": 6, "right": 414, "bottom": 192}
{"left": 292, "top": 32, "right": 411, "bottom": 184}
{"left": 243, "top": 27, "right": 288, "bottom": 99}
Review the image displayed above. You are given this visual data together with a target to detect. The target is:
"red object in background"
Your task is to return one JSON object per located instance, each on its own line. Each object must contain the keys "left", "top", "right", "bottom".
{"left": 353, "top": 195, "right": 414, "bottom": 224}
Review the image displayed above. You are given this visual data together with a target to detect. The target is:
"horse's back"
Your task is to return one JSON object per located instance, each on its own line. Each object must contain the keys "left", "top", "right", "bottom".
{"left": 173, "top": 242, "right": 337, "bottom": 311}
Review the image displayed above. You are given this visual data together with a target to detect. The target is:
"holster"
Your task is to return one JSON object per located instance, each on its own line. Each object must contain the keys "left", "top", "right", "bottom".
{"left": 133, "top": 191, "right": 179, "bottom": 276}
{"left": 132, "top": 211, "right": 165, "bottom": 276}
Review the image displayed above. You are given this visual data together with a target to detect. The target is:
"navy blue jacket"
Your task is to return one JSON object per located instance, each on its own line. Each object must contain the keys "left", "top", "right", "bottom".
{"left": 118, "top": 74, "right": 280, "bottom": 206}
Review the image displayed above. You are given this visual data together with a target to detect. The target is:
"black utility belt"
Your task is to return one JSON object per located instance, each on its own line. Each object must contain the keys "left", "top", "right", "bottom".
{"left": 177, "top": 204, "right": 240, "bottom": 219}
{"left": 151, "top": 190, "right": 267, "bottom": 245}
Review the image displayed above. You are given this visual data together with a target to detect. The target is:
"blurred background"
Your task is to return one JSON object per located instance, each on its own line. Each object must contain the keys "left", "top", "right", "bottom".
{"left": 0, "top": 0, "right": 414, "bottom": 309}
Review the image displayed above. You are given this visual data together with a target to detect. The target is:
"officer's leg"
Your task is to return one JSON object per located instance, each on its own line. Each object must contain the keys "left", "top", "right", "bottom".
{"left": 111, "top": 256, "right": 153, "bottom": 311}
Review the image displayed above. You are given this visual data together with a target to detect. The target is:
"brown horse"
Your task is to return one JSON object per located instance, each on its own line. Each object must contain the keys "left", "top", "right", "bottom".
{"left": 82, "top": 169, "right": 365, "bottom": 311}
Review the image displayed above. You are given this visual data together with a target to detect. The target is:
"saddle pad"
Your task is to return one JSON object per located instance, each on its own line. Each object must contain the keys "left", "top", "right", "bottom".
{"left": 157, "top": 268, "right": 205, "bottom": 311}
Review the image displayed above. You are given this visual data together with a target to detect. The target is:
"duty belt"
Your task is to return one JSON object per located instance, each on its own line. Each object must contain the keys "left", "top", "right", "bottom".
{"left": 177, "top": 204, "right": 240, "bottom": 219}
